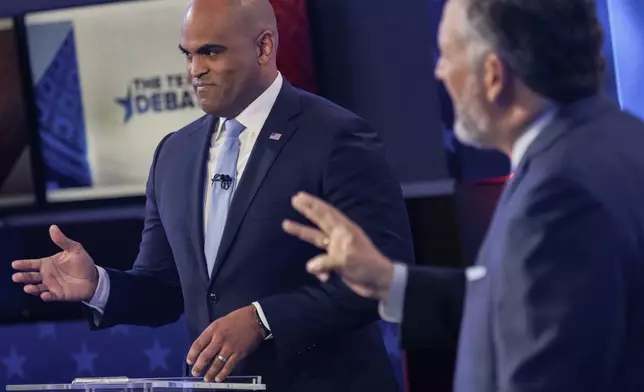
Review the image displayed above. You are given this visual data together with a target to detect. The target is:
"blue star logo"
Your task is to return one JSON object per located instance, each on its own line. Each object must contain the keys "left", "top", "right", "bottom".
{"left": 109, "top": 325, "right": 130, "bottom": 336}
{"left": 2, "top": 346, "right": 26, "bottom": 379}
{"left": 38, "top": 324, "right": 57, "bottom": 340}
{"left": 72, "top": 343, "right": 98, "bottom": 375}
{"left": 115, "top": 87, "right": 134, "bottom": 123}
{"left": 144, "top": 340, "right": 171, "bottom": 371}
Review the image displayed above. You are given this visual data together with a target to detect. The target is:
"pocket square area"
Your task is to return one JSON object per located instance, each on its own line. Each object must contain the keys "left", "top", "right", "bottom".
{"left": 465, "top": 265, "right": 487, "bottom": 281}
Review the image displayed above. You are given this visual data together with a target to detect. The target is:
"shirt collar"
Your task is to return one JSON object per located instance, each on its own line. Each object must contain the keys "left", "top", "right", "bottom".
{"left": 511, "top": 107, "right": 557, "bottom": 170}
{"left": 220, "top": 72, "right": 283, "bottom": 132}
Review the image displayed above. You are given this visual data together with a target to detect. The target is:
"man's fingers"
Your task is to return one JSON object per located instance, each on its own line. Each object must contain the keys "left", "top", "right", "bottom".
{"left": 12, "top": 272, "right": 43, "bottom": 284}
{"left": 23, "top": 283, "right": 56, "bottom": 302}
{"left": 190, "top": 337, "right": 223, "bottom": 377}
{"left": 291, "top": 192, "right": 344, "bottom": 233}
{"left": 40, "top": 291, "right": 57, "bottom": 302}
{"left": 282, "top": 220, "right": 329, "bottom": 249}
{"left": 212, "top": 353, "right": 239, "bottom": 383}
{"left": 11, "top": 259, "right": 43, "bottom": 272}
{"left": 49, "top": 225, "right": 80, "bottom": 252}
{"left": 24, "top": 283, "right": 47, "bottom": 296}
{"left": 186, "top": 330, "right": 210, "bottom": 365}
{"left": 306, "top": 254, "right": 341, "bottom": 277}
{"left": 204, "top": 350, "right": 235, "bottom": 382}
{"left": 313, "top": 272, "right": 330, "bottom": 282}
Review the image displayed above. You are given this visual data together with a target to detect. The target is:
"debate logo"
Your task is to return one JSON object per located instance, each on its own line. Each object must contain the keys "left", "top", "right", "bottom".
{"left": 115, "top": 74, "right": 196, "bottom": 123}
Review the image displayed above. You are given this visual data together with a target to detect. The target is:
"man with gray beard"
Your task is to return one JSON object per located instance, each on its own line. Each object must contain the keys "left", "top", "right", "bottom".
{"left": 281, "top": 0, "right": 644, "bottom": 391}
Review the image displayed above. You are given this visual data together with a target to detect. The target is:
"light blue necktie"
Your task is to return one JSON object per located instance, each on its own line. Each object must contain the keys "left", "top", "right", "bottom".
{"left": 204, "top": 118, "right": 245, "bottom": 277}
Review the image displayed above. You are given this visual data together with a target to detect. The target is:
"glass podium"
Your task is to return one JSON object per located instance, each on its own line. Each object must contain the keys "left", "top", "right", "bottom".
{"left": 5, "top": 377, "right": 266, "bottom": 392}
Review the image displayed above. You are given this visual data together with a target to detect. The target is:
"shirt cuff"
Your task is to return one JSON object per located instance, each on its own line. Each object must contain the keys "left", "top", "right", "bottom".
{"left": 252, "top": 301, "right": 273, "bottom": 340}
{"left": 82, "top": 266, "right": 110, "bottom": 325}
{"left": 378, "top": 263, "right": 408, "bottom": 323}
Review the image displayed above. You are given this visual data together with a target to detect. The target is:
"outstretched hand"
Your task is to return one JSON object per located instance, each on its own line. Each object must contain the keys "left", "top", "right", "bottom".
{"left": 12, "top": 225, "right": 99, "bottom": 302}
{"left": 282, "top": 192, "right": 395, "bottom": 301}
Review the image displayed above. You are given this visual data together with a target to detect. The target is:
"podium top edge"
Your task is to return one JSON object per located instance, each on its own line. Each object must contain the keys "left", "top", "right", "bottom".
{"left": 5, "top": 380, "right": 266, "bottom": 391}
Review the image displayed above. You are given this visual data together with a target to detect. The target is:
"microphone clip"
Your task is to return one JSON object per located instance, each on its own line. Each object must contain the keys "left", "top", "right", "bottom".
{"left": 211, "top": 174, "right": 233, "bottom": 190}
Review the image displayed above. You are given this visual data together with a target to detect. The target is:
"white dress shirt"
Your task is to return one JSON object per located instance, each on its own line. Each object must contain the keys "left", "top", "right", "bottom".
{"left": 86, "top": 73, "right": 284, "bottom": 337}
{"left": 379, "top": 107, "right": 557, "bottom": 323}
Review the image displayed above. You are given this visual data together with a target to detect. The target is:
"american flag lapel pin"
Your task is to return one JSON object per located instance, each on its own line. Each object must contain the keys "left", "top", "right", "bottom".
{"left": 269, "top": 132, "right": 282, "bottom": 141}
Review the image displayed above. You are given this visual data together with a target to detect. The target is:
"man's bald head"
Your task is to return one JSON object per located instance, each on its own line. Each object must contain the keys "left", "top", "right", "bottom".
{"left": 185, "top": 0, "right": 278, "bottom": 44}
{"left": 180, "top": 0, "right": 280, "bottom": 117}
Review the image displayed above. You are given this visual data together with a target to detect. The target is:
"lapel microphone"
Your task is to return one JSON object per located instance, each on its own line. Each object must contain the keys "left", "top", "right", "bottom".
{"left": 211, "top": 174, "right": 233, "bottom": 190}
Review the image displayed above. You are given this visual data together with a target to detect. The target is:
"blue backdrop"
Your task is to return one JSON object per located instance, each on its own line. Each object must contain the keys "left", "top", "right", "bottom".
{"left": 605, "top": 0, "right": 644, "bottom": 120}
{"left": 0, "top": 319, "right": 403, "bottom": 388}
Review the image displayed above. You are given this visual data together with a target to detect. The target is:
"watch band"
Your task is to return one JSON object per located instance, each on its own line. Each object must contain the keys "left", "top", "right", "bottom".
{"left": 254, "top": 307, "right": 271, "bottom": 340}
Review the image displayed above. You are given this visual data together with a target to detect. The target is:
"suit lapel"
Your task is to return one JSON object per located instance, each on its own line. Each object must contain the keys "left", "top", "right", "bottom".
{"left": 187, "top": 115, "right": 218, "bottom": 284}
{"left": 208, "top": 82, "right": 302, "bottom": 284}
{"left": 476, "top": 95, "right": 614, "bottom": 268}
{"left": 519, "top": 95, "right": 612, "bottom": 174}
{"left": 496, "top": 95, "right": 613, "bottom": 207}
{"left": 497, "top": 107, "right": 571, "bottom": 206}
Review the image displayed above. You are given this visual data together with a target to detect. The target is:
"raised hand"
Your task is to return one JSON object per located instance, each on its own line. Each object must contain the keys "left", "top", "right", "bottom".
{"left": 12, "top": 225, "right": 99, "bottom": 302}
{"left": 282, "top": 192, "right": 395, "bottom": 300}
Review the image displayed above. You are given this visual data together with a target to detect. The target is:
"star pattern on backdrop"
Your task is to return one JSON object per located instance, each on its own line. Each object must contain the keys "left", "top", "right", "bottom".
{"left": 38, "top": 324, "right": 57, "bottom": 340}
{"left": 144, "top": 340, "right": 171, "bottom": 372}
{"left": 1, "top": 346, "right": 26, "bottom": 380}
{"left": 72, "top": 344, "right": 98, "bottom": 375}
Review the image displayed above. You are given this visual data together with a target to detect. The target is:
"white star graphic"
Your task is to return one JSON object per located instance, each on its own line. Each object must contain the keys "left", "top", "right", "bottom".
{"left": 72, "top": 343, "right": 98, "bottom": 375}
{"left": 144, "top": 340, "right": 171, "bottom": 371}
{"left": 1, "top": 346, "right": 26, "bottom": 379}
{"left": 38, "top": 324, "right": 57, "bottom": 340}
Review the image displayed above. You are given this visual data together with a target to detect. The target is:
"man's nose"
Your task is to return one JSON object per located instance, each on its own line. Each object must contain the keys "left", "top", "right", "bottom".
{"left": 190, "top": 56, "right": 208, "bottom": 79}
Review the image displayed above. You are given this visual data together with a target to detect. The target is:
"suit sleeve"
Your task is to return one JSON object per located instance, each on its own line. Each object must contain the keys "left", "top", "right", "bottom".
{"left": 401, "top": 266, "right": 465, "bottom": 350}
{"left": 258, "top": 117, "right": 415, "bottom": 355}
{"left": 87, "top": 133, "right": 184, "bottom": 329}
{"left": 494, "top": 176, "right": 626, "bottom": 392}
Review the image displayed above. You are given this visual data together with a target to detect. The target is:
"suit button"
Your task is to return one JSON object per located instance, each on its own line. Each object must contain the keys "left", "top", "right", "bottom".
{"left": 208, "top": 293, "right": 218, "bottom": 304}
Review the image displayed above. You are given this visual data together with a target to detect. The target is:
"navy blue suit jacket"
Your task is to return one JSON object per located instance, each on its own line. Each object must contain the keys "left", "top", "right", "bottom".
{"left": 402, "top": 96, "right": 644, "bottom": 392}
{"left": 92, "top": 81, "right": 414, "bottom": 391}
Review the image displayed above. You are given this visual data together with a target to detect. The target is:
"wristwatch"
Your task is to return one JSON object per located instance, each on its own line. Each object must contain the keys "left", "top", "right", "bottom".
{"left": 254, "top": 307, "right": 272, "bottom": 340}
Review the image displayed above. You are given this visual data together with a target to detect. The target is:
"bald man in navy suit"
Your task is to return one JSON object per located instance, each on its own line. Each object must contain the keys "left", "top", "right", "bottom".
{"left": 12, "top": 1, "right": 413, "bottom": 391}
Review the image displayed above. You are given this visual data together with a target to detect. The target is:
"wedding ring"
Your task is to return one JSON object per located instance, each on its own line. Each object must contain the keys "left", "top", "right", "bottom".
{"left": 217, "top": 354, "right": 228, "bottom": 363}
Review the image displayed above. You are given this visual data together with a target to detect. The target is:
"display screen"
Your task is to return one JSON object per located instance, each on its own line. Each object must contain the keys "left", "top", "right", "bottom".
{"left": 0, "top": 18, "right": 37, "bottom": 208}
{"left": 25, "top": 0, "right": 203, "bottom": 202}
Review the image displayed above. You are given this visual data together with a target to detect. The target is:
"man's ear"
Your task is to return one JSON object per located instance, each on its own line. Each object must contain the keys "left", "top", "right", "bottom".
{"left": 256, "top": 31, "right": 275, "bottom": 64}
{"left": 482, "top": 52, "right": 509, "bottom": 104}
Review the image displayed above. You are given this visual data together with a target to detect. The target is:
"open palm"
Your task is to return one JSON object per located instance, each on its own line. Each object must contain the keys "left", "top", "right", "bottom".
{"left": 12, "top": 225, "right": 98, "bottom": 302}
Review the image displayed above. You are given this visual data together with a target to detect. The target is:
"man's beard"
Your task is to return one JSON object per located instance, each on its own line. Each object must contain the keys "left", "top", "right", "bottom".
{"left": 453, "top": 74, "right": 495, "bottom": 149}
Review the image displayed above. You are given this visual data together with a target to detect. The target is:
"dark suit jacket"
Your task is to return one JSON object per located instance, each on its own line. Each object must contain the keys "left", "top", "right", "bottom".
{"left": 402, "top": 96, "right": 644, "bottom": 392}
{"left": 90, "top": 81, "right": 414, "bottom": 391}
